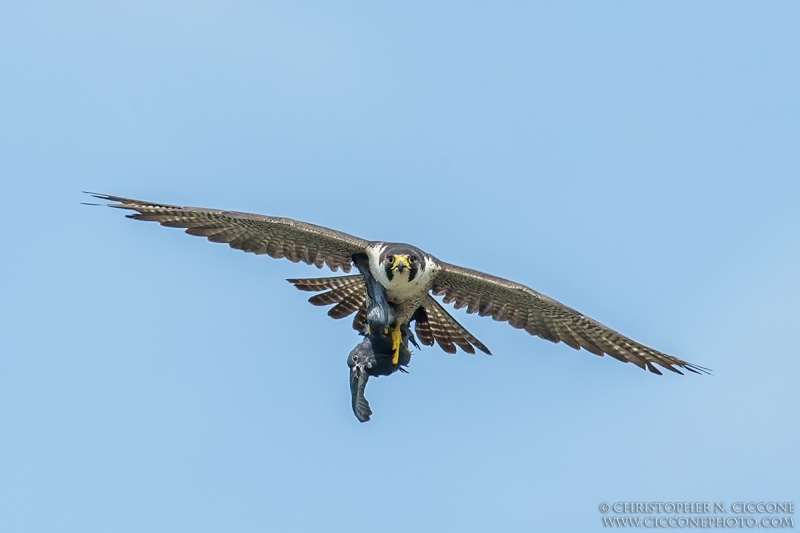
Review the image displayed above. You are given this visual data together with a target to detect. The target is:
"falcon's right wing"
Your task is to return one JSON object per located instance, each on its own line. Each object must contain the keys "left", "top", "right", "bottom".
{"left": 92, "top": 194, "right": 370, "bottom": 273}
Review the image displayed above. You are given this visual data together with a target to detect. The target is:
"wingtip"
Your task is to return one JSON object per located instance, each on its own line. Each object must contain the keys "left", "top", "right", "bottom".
{"left": 82, "top": 191, "right": 118, "bottom": 207}
{"left": 82, "top": 192, "right": 144, "bottom": 207}
{"left": 83, "top": 191, "right": 110, "bottom": 200}
{"left": 686, "top": 363, "right": 713, "bottom": 376}
{"left": 651, "top": 360, "right": 712, "bottom": 376}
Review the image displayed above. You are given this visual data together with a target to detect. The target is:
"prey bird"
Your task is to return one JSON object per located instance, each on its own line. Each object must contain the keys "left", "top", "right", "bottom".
{"left": 90, "top": 193, "right": 708, "bottom": 404}
{"left": 348, "top": 332, "right": 414, "bottom": 422}
{"left": 347, "top": 253, "right": 417, "bottom": 422}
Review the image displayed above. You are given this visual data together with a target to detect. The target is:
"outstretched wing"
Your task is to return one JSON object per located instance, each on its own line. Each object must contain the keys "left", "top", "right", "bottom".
{"left": 432, "top": 263, "right": 708, "bottom": 375}
{"left": 92, "top": 194, "right": 370, "bottom": 272}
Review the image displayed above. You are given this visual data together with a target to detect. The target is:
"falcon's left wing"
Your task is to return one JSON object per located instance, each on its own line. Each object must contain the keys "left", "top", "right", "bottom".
{"left": 432, "top": 262, "right": 708, "bottom": 375}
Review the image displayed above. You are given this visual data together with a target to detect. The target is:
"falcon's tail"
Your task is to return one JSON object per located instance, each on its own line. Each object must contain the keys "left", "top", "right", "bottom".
{"left": 287, "top": 275, "right": 367, "bottom": 331}
{"left": 414, "top": 296, "right": 492, "bottom": 355}
{"left": 287, "top": 275, "right": 492, "bottom": 355}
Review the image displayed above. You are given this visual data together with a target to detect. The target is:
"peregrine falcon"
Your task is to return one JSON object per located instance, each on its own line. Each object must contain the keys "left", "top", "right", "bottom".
{"left": 90, "top": 193, "right": 708, "bottom": 380}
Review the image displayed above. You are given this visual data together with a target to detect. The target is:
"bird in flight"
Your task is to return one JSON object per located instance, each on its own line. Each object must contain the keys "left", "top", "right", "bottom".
{"left": 90, "top": 193, "right": 707, "bottom": 400}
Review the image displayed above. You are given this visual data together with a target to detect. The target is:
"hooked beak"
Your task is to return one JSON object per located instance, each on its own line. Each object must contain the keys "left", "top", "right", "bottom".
{"left": 392, "top": 255, "right": 410, "bottom": 273}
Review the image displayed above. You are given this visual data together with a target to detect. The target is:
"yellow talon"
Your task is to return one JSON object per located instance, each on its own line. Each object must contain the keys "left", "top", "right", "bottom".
{"left": 391, "top": 322, "right": 402, "bottom": 365}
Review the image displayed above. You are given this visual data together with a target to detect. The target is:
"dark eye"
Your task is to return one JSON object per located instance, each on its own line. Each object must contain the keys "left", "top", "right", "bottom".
{"left": 387, "top": 255, "right": 394, "bottom": 262}
{"left": 409, "top": 256, "right": 417, "bottom": 263}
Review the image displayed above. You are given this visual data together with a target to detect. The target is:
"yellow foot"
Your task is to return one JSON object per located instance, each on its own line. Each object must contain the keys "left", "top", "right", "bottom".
{"left": 391, "top": 323, "right": 402, "bottom": 365}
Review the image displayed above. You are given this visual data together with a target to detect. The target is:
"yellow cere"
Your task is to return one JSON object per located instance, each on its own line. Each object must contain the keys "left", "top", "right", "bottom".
{"left": 392, "top": 255, "right": 411, "bottom": 271}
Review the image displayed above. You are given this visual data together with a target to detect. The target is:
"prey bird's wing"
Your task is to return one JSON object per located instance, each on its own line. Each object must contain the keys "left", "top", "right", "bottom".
{"left": 94, "top": 194, "right": 370, "bottom": 272}
{"left": 432, "top": 262, "right": 708, "bottom": 375}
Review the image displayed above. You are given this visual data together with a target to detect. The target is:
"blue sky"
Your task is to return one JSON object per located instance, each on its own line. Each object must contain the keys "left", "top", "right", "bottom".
{"left": 1, "top": 2, "right": 798, "bottom": 531}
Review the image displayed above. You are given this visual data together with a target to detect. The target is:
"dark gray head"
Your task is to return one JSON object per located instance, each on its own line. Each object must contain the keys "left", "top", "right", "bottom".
{"left": 380, "top": 243, "right": 427, "bottom": 282}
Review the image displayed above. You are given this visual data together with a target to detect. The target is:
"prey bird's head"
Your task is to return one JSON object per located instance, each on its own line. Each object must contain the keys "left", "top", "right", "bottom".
{"left": 380, "top": 244, "right": 425, "bottom": 282}
{"left": 348, "top": 337, "right": 374, "bottom": 378}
